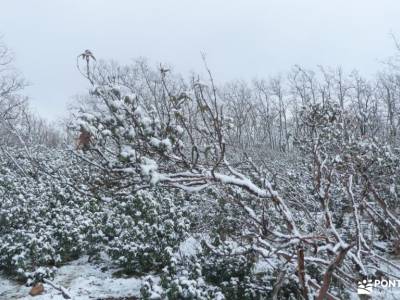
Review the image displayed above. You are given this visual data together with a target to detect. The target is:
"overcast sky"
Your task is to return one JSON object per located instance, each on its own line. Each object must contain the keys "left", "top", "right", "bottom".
{"left": 1, "top": 0, "right": 400, "bottom": 120}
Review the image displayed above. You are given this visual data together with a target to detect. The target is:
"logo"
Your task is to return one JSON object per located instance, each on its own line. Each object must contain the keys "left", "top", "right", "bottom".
{"left": 357, "top": 277, "right": 400, "bottom": 295}
{"left": 357, "top": 279, "right": 373, "bottom": 295}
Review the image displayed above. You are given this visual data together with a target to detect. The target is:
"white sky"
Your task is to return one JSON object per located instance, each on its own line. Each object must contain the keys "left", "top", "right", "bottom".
{"left": 1, "top": 0, "right": 400, "bottom": 120}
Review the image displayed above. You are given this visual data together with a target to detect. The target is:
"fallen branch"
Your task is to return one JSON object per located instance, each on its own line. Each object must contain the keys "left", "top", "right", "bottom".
{"left": 43, "top": 279, "right": 72, "bottom": 299}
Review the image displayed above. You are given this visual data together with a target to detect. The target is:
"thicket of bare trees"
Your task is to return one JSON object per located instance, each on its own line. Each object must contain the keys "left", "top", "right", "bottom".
{"left": 0, "top": 39, "right": 61, "bottom": 154}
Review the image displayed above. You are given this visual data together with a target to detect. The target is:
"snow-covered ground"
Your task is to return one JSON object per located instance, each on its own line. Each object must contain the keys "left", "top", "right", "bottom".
{"left": 0, "top": 257, "right": 144, "bottom": 299}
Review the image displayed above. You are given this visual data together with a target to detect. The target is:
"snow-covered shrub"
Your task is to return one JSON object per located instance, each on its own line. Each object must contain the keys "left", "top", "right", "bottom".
{"left": 141, "top": 257, "right": 224, "bottom": 300}
{"left": 106, "top": 189, "right": 190, "bottom": 275}
{"left": 197, "top": 239, "right": 264, "bottom": 299}
{"left": 0, "top": 148, "right": 94, "bottom": 281}
{"left": 141, "top": 235, "right": 303, "bottom": 300}
{"left": 0, "top": 147, "right": 193, "bottom": 282}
